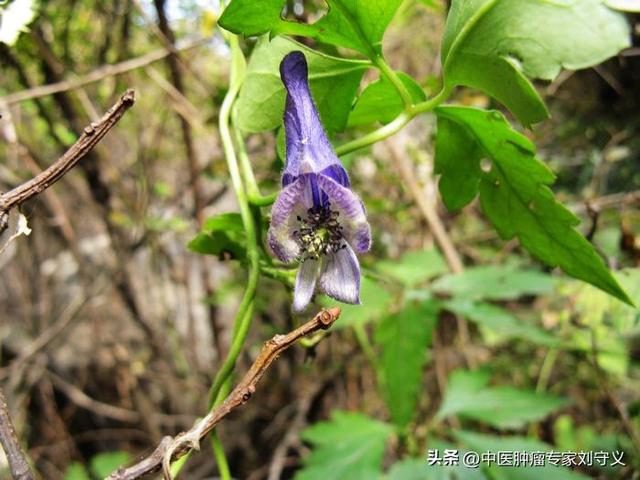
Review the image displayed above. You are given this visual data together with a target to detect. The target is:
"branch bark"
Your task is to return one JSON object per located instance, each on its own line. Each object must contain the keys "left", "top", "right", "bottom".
{"left": 106, "top": 307, "right": 341, "bottom": 480}
{"left": 0, "top": 39, "right": 207, "bottom": 105}
{"left": 0, "top": 387, "right": 35, "bottom": 480}
{"left": 0, "top": 89, "right": 136, "bottom": 235}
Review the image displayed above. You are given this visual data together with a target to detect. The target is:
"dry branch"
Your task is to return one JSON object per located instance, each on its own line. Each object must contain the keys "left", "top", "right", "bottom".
{"left": 0, "top": 38, "right": 207, "bottom": 105}
{"left": 106, "top": 307, "right": 341, "bottom": 480}
{"left": 0, "top": 89, "right": 136, "bottom": 235}
{"left": 0, "top": 388, "right": 35, "bottom": 480}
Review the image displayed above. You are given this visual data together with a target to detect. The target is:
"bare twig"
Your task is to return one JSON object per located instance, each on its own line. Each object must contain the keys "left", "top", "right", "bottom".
{"left": 0, "top": 387, "right": 35, "bottom": 480}
{"left": 0, "top": 39, "right": 207, "bottom": 105}
{"left": 106, "top": 307, "right": 341, "bottom": 480}
{"left": 0, "top": 89, "right": 136, "bottom": 236}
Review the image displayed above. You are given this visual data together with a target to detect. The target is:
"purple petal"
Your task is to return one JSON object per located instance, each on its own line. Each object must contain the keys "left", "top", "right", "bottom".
{"left": 319, "top": 244, "right": 361, "bottom": 305}
{"left": 316, "top": 174, "right": 372, "bottom": 253}
{"left": 280, "top": 51, "right": 341, "bottom": 178}
{"left": 293, "top": 258, "right": 320, "bottom": 312}
{"left": 268, "top": 178, "right": 306, "bottom": 262}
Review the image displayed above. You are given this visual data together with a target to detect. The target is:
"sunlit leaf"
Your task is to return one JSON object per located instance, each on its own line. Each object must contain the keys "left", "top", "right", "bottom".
{"left": 377, "top": 249, "right": 448, "bottom": 287}
{"left": 323, "top": 276, "right": 392, "bottom": 329}
{"left": 219, "top": 0, "right": 403, "bottom": 56}
{"left": 236, "top": 36, "right": 367, "bottom": 134}
{"left": 89, "top": 451, "right": 131, "bottom": 478}
{"left": 445, "top": 299, "right": 559, "bottom": 346}
{"left": 431, "top": 264, "right": 554, "bottom": 300}
{"left": 441, "top": 0, "right": 630, "bottom": 125}
{"left": 436, "top": 369, "right": 569, "bottom": 429}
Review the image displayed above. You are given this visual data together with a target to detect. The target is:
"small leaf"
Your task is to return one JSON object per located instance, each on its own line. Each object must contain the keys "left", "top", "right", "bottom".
{"left": 296, "top": 411, "right": 392, "bottom": 480}
{"left": 444, "top": 299, "right": 559, "bottom": 347}
{"left": 441, "top": 0, "right": 630, "bottom": 125}
{"left": 349, "top": 72, "right": 426, "bottom": 126}
{"left": 219, "top": 0, "right": 404, "bottom": 56}
{"left": 436, "top": 369, "right": 569, "bottom": 429}
{"left": 236, "top": 36, "right": 367, "bottom": 134}
{"left": 323, "top": 277, "right": 392, "bottom": 329}
{"left": 375, "top": 300, "right": 439, "bottom": 428}
{"left": 188, "top": 213, "right": 246, "bottom": 260}
{"left": 377, "top": 249, "right": 448, "bottom": 287}
{"left": 89, "top": 451, "right": 131, "bottom": 478}
{"left": 435, "top": 106, "right": 632, "bottom": 305}
{"left": 431, "top": 264, "right": 554, "bottom": 300}
{"left": 63, "top": 463, "right": 90, "bottom": 480}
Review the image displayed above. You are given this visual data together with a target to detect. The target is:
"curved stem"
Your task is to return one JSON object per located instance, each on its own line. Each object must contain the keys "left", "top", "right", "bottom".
{"left": 335, "top": 86, "right": 453, "bottom": 157}
{"left": 373, "top": 55, "right": 412, "bottom": 107}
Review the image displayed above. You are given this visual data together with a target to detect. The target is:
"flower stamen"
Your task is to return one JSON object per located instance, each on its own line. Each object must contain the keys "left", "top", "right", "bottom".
{"left": 294, "top": 207, "right": 344, "bottom": 261}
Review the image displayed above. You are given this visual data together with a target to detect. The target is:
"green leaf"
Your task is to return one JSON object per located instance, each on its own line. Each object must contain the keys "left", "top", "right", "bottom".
{"left": 63, "top": 463, "right": 90, "bottom": 480}
{"left": 436, "top": 369, "right": 568, "bottom": 429}
{"left": 349, "top": 72, "right": 426, "bottom": 126}
{"left": 375, "top": 300, "right": 438, "bottom": 428}
{"left": 377, "top": 249, "right": 448, "bottom": 287}
{"left": 431, "top": 264, "right": 554, "bottom": 301}
{"left": 434, "top": 116, "right": 483, "bottom": 210}
{"left": 296, "top": 411, "right": 392, "bottom": 480}
{"left": 323, "top": 277, "right": 392, "bottom": 329}
{"left": 236, "top": 36, "right": 367, "bottom": 134}
{"left": 203, "top": 212, "right": 244, "bottom": 233}
{"left": 219, "top": 0, "right": 404, "bottom": 56}
{"left": 434, "top": 106, "right": 632, "bottom": 305}
{"left": 188, "top": 213, "right": 246, "bottom": 260}
{"left": 444, "top": 299, "right": 559, "bottom": 347}
{"left": 89, "top": 451, "right": 131, "bottom": 478}
{"left": 454, "top": 431, "right": 591, "bottom": 479}
{"left": 441, "top": 0, "right": 630, "bottom": 125}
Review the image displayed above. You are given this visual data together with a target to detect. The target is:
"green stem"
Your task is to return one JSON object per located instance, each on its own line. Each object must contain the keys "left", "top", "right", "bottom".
{"left": 234, "top": 124, "right": 278, "bottom": 206}
{"left": 373, "top": 55, "right": 412, "bottom": 107}
{"left": 211, "top": 433, "right": 232, "bottom": 480}
{"left": 201, "top": 33, "right": 259, "bottom": 478}
{"left": 335, "top": 86, "right": 452, "bottom": 157}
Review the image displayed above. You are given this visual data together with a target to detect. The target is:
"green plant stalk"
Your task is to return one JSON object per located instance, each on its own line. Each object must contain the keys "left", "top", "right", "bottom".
{"left": 233, "top": 123, "right": 278, "bottom": 206}
{"left": 373, "top": 55, "right": 413, "bottom": 107}
{"left": 211, "top": 432, "right": 232, "bottom": 479}
{"left": 335, "top": 86, "right": 452, "bottom": 157}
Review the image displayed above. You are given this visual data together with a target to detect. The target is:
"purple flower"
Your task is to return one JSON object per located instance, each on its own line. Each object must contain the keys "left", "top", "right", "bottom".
{"left": 268, "top": 51, "right": 371, "bottom": 312}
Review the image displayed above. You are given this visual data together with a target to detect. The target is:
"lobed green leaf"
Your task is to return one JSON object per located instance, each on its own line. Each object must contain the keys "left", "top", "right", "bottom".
{"left": 296, "top": 411, "right": 392, "bottom": 480}
{"left": 441, "top": 0, "right": 630, "bottom": 125}
{"left": 375, "top": 300, "right": 439, "bottom": 428}
{"left": 434, "top": 106, "right": 632, "bottom": 305}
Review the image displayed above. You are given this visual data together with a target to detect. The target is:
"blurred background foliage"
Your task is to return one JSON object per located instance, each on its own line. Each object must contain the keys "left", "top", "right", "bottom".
{"left": 0, "top": 0, "right": 639, "bottom": 479}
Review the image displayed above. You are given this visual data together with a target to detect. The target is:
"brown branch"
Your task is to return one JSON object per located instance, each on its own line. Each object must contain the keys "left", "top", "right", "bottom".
{"left": 106, "top": 307, "right": 341, "bottom": 480}
{"left": 0, "top": 89, "right": 135, "bottom": 235}
{"left": 0, "top": 387, "right": 35, "bottom": 480}
{"left": 0, "top": 39, "right": 207, "bottom": 105}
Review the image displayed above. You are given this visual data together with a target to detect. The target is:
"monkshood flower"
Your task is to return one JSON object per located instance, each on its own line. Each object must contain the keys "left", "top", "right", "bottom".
{"left": 268, "top": 51, "right": 371, "bottom": 312}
